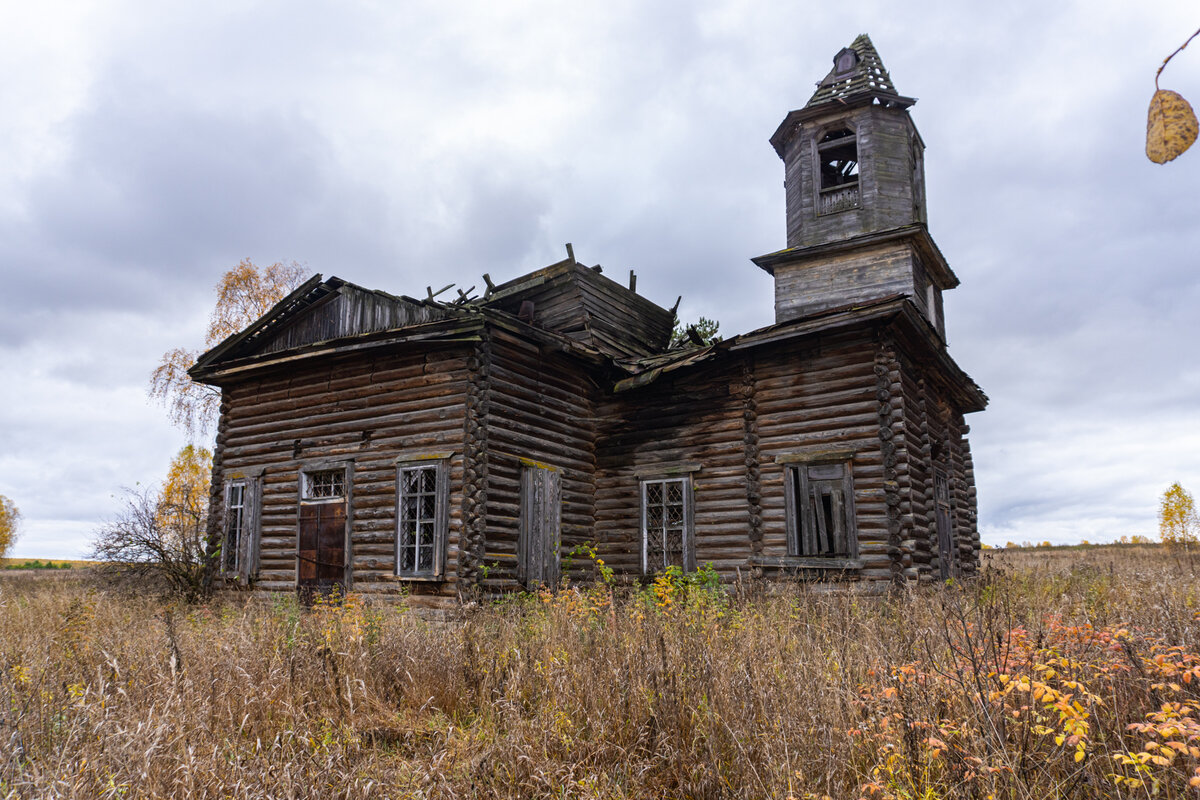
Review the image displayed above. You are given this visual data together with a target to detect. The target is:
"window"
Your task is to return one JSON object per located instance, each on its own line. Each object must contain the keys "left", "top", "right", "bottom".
{"left": 304, "top": 469, "right": 345, "bottom": 500}
{"left": 641, "top": 476, "right": 695, "bottom": 573}
{"left": 786, "top": 462, "right": 857, "bottom": 558}
{"left": 396, "top": 459, "right": 448, "bottom": 579}
{"left": 817, "top": 127, "right": 861, "bottom": 215}
{"left": 224, "top": 481, "right": 247, "bottom": 574}
{"left": 519, "top": 464, "right": 561, "bottom": 589}
{"left": 222, "top": 471, "right": 262, "bottom": 581}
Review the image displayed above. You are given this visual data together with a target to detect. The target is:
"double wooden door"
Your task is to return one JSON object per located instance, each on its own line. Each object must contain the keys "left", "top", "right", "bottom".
{"left": 298, "top": 501, "right": 346, "bottom": 595}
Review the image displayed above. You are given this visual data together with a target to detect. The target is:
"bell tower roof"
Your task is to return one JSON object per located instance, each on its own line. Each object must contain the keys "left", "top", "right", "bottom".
{"left": 806, "top": 34, "right": 903, "bottom": 109}
{"left": 770, "top": 34, "right": 916, "bottom": 156}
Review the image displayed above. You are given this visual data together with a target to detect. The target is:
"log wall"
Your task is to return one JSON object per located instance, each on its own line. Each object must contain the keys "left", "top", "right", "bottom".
{"left": 480, "top": 328, "right": 598, "bottom": 591}
{"left": 207, "top": 313, "right": 980, "bottom": 598}
{"left": 595, "top": 356, "right": 749, "bottom": 577}
{"left": 214, "top": 344, "right": 471, "bottom": 607}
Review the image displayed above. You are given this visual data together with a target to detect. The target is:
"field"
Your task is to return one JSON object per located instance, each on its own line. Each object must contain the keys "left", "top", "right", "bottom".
{"left": 3, "top": 547, "right": 1200, "bottom": 799}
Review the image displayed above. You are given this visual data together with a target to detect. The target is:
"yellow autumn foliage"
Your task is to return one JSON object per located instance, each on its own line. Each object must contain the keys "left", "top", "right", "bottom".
{"left": 156, "top": 445, "right": 212, "bottom": 544}
{"left": 0, "top": 494, "right": 20, "bottom": 559}
{"left": 1160, "top": 482, "right": 1199, "bottom": 546}
{"left": 149, "top": 259, "right": 307, "bottom": 437}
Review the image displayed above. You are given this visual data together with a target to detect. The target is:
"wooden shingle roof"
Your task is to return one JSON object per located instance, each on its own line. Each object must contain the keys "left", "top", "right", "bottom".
{"left": 806, "top": 34, "right": 901, "bottom": 108}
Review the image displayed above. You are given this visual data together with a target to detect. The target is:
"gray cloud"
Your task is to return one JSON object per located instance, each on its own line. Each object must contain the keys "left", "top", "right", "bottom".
{"left": 2, "top": 0, "right": 1199, "bottom": 557}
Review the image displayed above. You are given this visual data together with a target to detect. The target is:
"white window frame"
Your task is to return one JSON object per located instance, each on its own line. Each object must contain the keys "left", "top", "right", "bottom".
{"left": 640, "top": 475, "right": 696, "bottom": 574}
{"left": 302, "top": 468, "right": 346, "bottom": 502}
{"left": 395, "top": 456, "right": 449, "bottom": 580}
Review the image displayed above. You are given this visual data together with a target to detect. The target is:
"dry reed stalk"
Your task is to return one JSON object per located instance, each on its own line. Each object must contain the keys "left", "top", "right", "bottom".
{"left": 0, "top": 547, "right": 1196, "bottom": 799}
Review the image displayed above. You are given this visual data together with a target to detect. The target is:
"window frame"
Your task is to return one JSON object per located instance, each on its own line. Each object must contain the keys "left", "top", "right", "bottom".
{"left": 639, "top": 474, "right": 696, "bottom": 575}
{"left": 221, "top": 467, "right": 263, "bottom": 582}
{"left": 814, "top": 124, "right": 862, "bottom": 216}
{"left": 394, "top": 456, "right": 450, "bottom": 581}
{"left": 784, "top": 459, "right": 859, "bottom": 561}
{"left": 302, "top": 468, "right": 346, "bottom": 502}
{"left": 296, "top": 459, "right": 355, "bottom": 589}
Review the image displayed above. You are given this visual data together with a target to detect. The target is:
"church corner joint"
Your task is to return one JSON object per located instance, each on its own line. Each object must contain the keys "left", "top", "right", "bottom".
{"left": 190, "top": 34, "right": 987, "bottom": 607}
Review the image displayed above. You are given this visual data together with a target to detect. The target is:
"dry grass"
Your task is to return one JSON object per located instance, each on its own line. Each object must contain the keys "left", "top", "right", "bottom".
{"left": 2, "top": 546, "right": 1200, "bottom": 799}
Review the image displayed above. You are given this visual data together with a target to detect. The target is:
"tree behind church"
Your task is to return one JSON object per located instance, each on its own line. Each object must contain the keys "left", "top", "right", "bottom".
{"left": 149, "top": 259, "right": 308, "bottom": 439}
{"left": 90, "top": 446, "right": 213, "bottom": 601}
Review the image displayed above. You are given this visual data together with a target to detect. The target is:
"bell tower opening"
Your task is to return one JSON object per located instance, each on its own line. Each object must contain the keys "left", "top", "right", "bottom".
{"left": 818, "top": 128, "right": 858, "bottom": 190}
{"left": 817, "top": 127, "right": 860, "bottom": 215}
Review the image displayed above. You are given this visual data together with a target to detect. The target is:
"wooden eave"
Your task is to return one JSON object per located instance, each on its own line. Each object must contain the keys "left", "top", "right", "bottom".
{"left": 733, "top": 295, "right": 985, "bottom": 412}
{"left": 751, "top": 224, "right": 959, "bottom": 290}
{"left": 769, "top": 91, "right": 917, "bottom": 157}
{"left": 477, "top": 307, "right": 608, "bottom": 366}
{"left": 190, "top": 301, "right": 609, "bottom": 385}
{"left": 612, "top": 294, "right": 986, "bottom": 413}
{"left": 189, "top": 274, "right": 335, "bottom": 377}
{"left": 888, "top": 302, "right": 988, "bottom": 413}
{"left": 189, "top": 315, "right": 487, "bottom": 383}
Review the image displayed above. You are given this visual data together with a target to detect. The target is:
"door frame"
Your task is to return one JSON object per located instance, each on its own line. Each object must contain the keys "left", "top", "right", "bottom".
{"left": 296, "top": 458, "right": 355, "bottom": 592}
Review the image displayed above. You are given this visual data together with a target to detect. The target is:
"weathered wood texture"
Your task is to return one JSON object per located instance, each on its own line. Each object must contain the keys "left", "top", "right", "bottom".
{"left": 480, "top": 327, "right": 597, "bottom": 591}
{"left": 213, "top": 344, "right": 470, "bottom": 605}
{"left": 773, "top": 242, "right": 919, "bottom": 324}
{"left": 485, "top": 261, "right": 673, "bottom": 358}
{"left": 595, "top": 357, "right": 749, "bottom": 577}
{"left": 783, "top": 105, "right": 925, "bottom": 250}
{"left": 593, "top": 327, "right": 926, "bottom": 584}
{"left": 891, "top": 345, "right": 982, "bottom": 579}
{"left": 258, "top": 284, "right": 451, "bottom": 356}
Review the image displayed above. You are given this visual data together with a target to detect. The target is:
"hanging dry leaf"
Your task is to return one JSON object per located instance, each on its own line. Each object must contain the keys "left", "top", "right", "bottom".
{"left": 1146, "top": 89, "right": 1198, "bottom": 163}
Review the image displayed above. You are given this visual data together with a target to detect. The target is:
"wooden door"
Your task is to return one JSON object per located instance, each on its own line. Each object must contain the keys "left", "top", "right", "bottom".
{"left": 298, "top": 502, "right": 346, "bottom": 595}
{"left": 934, "top": 471, "right": 956, "bottom": 579}
{"left": 518, "top": 466, "right": 561, "bottom": 589}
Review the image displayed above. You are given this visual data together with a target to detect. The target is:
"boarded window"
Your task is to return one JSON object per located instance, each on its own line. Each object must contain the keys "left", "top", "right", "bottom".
{"left": 641, "top": 477, "right": 694, "bottom": 574}
{"left": 396, "top": 460, "right": 448, "bottom": 579}
{"left": 786, "top": 462, "right": 857, "bottom": 558}
{"left": 518, "top": 465, "right": 561, "bottom": 589}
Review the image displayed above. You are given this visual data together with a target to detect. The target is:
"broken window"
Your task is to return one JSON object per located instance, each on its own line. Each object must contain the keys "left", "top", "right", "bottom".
{"left": 396, "top": 459, "right": 448, "bottom": 579}
{"left": 818, "top": 128, "right": 859, "bottom": 190}
{"left": 518, "top": 464, "right": 561, "bottom": 589}
{"left": 786, "top": 462, "right": 857, "bottom": 558}
{"left": 224, "top": 481, "right": 246, "bottom": 574}
{"left": 641, "top": 476, "right": 694, "bottom": 574}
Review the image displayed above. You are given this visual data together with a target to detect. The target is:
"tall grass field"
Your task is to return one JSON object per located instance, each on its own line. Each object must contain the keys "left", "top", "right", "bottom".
{"left": 2, "top": 546, "right": 1200, "bottom": 799}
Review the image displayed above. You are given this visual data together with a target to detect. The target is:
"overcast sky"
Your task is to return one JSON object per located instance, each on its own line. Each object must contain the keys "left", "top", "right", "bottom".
{"left": 1, "top": 0, "right": 1198, "bottom": 558}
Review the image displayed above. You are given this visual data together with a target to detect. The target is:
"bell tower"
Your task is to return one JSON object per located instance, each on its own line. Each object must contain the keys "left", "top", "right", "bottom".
{"left": 754, "top": 35, "right": 955, "bottom": 336}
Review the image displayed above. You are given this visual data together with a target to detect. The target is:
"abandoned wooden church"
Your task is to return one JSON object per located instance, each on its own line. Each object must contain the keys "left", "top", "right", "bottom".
{"left": 192, "top": 35, "right": 986, "bottom": 605}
